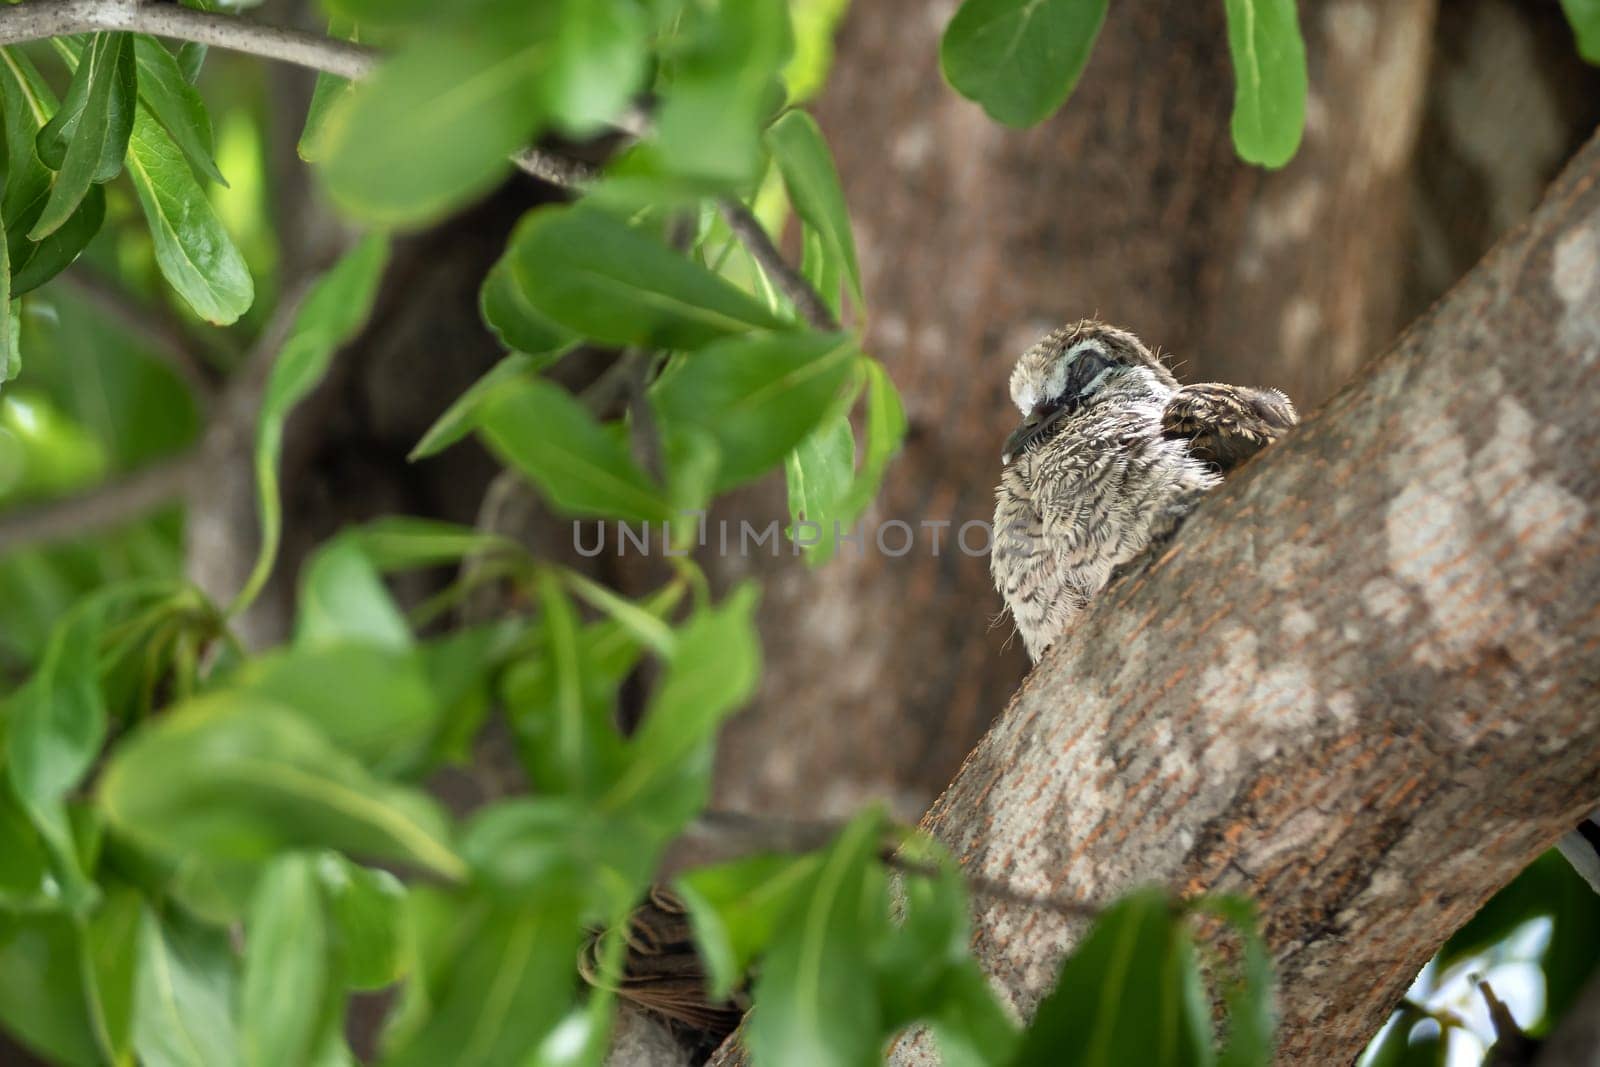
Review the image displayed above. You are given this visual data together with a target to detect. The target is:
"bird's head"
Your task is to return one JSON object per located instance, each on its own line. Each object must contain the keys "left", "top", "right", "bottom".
{"left": 1001, "top": 320, "right": 1175, "bottom": 465}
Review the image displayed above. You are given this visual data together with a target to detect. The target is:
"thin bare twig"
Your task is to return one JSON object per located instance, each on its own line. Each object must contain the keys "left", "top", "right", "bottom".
{"left": 0, "top": 452, "right": 199, "bottom": 555}
{"left": 511, "top": 147, "right": 600, "bottom": 189}
{"left": 716, "top": 199, "right": 839, "bottom": 332}
{"left": 0, "top": 0, "right": 377, "bottom": 78}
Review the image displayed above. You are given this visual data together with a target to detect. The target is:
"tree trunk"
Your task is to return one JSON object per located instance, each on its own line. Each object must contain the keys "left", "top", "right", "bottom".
{"left": 882, "top": 127, "right": 1600, "bottom": 1065}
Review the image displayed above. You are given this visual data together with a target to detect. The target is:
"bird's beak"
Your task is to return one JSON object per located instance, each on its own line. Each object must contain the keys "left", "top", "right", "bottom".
{"left": 1002, "top": 404, "right": 1067, "bottom": 465}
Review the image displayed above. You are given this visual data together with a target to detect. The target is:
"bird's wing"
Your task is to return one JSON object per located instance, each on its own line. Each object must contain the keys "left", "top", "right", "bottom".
{"left": 1161, "top": 382, "right": 1298, "bottom": 472}
{"left": 580, "top": 885, "right": 749, "bottom": 1039}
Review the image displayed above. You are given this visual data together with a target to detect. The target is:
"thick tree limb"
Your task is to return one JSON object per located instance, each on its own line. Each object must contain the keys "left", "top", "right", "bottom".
{"left": 861, "top": 129, "right": 1600, "bottom": 1064}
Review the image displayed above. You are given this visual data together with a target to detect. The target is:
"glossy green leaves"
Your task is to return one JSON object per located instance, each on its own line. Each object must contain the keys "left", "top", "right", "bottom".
{"left": 785, "top": 357, "right": 907, "bottom": 563}
{"left": 98, "top": 693, "right": 465, "bottom": 880}
{"left": 1222, "top": 0, "right": 1308, "bottom": 167}
{"left": 504, "top": 206, "right": 787, "bottom": 348}
{"left": 653, "top": 331, "right": 858, "bottom": 491}
{"left": 0, "top": 49, "right": 106, "bottom": 297}
{"left": 941, "top": 0, "right": 1108, "bottom": 128}
{"left": 126, "top": 110, "right": 253, "bottom": 325}
{"left": 316, "top": 0, "right": 652, "bottom": 224}
{"left": 32, "top": 34, "right": 135, "bottom": 240}
{"left": 767, "top": 109, "right": 862, "bottom": 313}
{"left": 655, "top": 0, "right": 794, "bottom": 183}
{"left": 476, "top": 378, "right": 672, "bottom": 522}
{"left": 318, "top": 23, "right": 544, "bottom": 224}
{"left": 132, "top": 35, "right": 225, "bottom": 185}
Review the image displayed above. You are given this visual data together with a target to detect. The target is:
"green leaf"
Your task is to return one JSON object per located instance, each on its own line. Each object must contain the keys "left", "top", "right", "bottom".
{"left": 1196, "top": 896, "right": 1276, "bottom": 1067}
{"left": 1564, "top": 0, "right": 1600, "bottom": 63}
{"left": 785, "top": 413, "right": 855, "bottom": 563}
{"left": 1222, "top": 0, "right": 1308, "bottom": 167}
{"left": 98, "top": 693, "right": 465, "bottom": 881}
{"left": 0, "top": 913, "right": 102, "bottom": 1066}
{"left": 132, "top": 907, "right": 242, "bottom": 1067}
{"left": 560, "top": 569, "right": 678, "bottom": 658}
{"left": 534, "top": 570, "right": 610, "bottom": 797}
{"left": 126, "top": 108, "right": 254, "bottom": 324}
{"left": 344, "top": 516, "right": 516, "bottom": 572}
{"left": 475, "top": 377, "right": 672, "bottom": 523}
{"left": 0, "top": 49, "right": 107, "bottom": 295}
{"left": 842, "top": 357, "right": 906, "bottom": 514}
{"left": 32, "top": 34, "right": 136, "bottom": 240}
{"left": 479, "top": 256, "right": 579, "bottom": 357}
{"left": 82, "top": 886, "right": 144, "bottom": 1064}
{"left": 233, "top": 235, "right": 388, "bottom": 617}
{"left": 927, "top": 960, "right": 1023, "bottom": 1067}
{"left": 242, "top": 855, "right": 330, "bottom": 1067}
{"left": 505, "top": 205, "right": 788, "bottom": 349}
{"left": 747, "top": 809, "right": 887, "bottom": 1067}
{"left": 655, "top": 0, "right": 794, "bottom": 183}
{"left": 652, "top": 331, "right": 857, "bottom": 491}
{"left": 295, "top": 536, "right": 412, "bottom": 653}
{"left": 315, "top": 852, "right": 407, "bottom": 991}
{"left": 501, "top": 586, "right": 683, "bottom": 797}
{"left": 384, "top": 893, "right": 583, "bottom": 1067}
{"left": 542, "top": 0, "right": 648, "bottom": 134}
{"left": 132, "top": 36, "right": 225, "bottom": 185}
{"left": 940, "top": 0, "right": 1108, "bottom": 128}
{"left": 1010, "top": 887, "right": 1213, "bottom": 1067}
{"left": 0, "top": 782, "right": 51, "bottom": 906}
{"left": 766, "top": 110, "right": 861, "bottom": 304}
{"left": 460, "top": 798, "right": 592, "bottom": 900}
{"left": 411, "top": 352, "right": 548, "bottom": 461}
{"left": 676, "top": 851, "right": 824, "bottom": 999}
{"left": 611, "top": 584, "right": 761, "bottom": 807}
{"left": 5, "top": 598, "right": 113, "bottom": 907}
{"left": 318, "top": 20, "right": 544, "bottom": 225}
{"left": 298, "top": 17, "right": 359, "bottom": 163}
{"left": 232, "top": 643, "right": 440, "bottom": 775}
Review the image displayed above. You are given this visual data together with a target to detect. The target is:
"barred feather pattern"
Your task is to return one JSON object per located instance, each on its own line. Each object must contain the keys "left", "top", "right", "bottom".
{"left": 992, "top": 322, "right": 1295, "bottom": 663}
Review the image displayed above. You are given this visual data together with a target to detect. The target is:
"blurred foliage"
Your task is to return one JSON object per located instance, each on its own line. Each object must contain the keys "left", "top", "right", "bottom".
{"left": 0, "top": 0, "right": 1586, "bottom": 1065}
{"left": 938, "top": 0, "right": 1598, "bottom": 167}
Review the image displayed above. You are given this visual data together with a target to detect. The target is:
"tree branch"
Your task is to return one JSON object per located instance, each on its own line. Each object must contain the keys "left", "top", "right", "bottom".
{"left": 710, "top": 131, "right": 1600, "bottom": 1067}
{"left": 0, "top": 0, "right": 377, "bottom": 78}
{"left": 716, "top": 199, "right": 840, "bottom": 332}
{"left": 0, "top": 452, "right": 198, "bottom": 555}
{"left": 881, "top": 130, "right": 1600, "bottom": 1065}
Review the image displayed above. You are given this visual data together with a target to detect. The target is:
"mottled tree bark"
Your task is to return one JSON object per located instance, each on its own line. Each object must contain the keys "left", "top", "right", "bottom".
{"left": 880, "top": 129, "right": 1600, "bottom": 1065}
{"left": 705, "top": 0, "right": 1445, "bottom": 821}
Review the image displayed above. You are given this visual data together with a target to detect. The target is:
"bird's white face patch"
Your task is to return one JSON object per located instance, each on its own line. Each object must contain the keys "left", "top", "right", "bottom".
{"left": 1010, "top": 338, "right": 1110, "bottom": 414}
